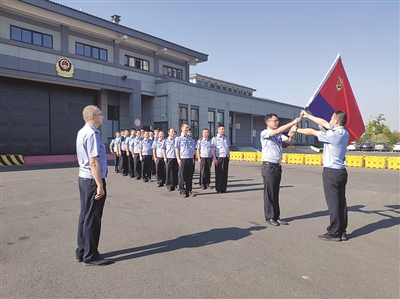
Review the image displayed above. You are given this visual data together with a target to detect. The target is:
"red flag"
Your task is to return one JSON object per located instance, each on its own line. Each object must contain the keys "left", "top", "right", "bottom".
{"left": 305, "top": 54, "right": 365, "bottom": 143}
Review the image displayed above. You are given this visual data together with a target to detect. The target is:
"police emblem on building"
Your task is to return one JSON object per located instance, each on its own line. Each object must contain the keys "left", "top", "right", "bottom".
{"left": 56, "top": 58, "right": 74, "bottom": 78}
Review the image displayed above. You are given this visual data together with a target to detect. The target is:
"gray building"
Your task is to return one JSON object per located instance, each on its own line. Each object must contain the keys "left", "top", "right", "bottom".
{"left": 0, "top": 0, "right": 314, "bottom": 156}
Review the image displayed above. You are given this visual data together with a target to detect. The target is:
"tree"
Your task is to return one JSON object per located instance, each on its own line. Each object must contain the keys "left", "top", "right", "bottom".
{"left": 359, "top": 114, "right": 400, "bottom": 146}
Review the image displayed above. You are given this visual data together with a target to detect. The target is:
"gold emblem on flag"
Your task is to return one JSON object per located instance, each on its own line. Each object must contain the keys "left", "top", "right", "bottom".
{"left": 56, "top": 58, "right": 74, "bottom": 78}
{"left": 336, "top": 75, "right": 343, "bottom": 91}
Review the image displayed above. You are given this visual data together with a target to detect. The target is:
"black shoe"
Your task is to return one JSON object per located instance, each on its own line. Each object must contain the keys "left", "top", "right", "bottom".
{"left": 136, "top": 177, "right": 141, "bottom": 180}
{"left": 201, "top": 186, "right": 207, "bottom": 190}
{"left": 122, "top": 174, "right": 128, "bottom": 176}
{"left": 180, "top": 192, "right": 188, "bottom": 198}
{"left": 207, "top": 185, "right": 213, "bottom": 189}
{"left": 158, "top": 183, "right": 164, "bottom": 187}
{"left": 318, "top": 233, "right": 341, "bottom": 242}
{"left": 189, "top": 192, "right": 195, "bottom": 197}
{"left": 266, "top": 219, "right": 279, "bottom": 226}
{"left": 83, "top": 258, "right": 113, "bottom": 266}
{"left": 340, "top": 232, "right": 348, "bottom": 241}
{"left": 143, "top": 178, "right": 148, "bottom": 182}
{"left": 277, "top": 219, "right": 288, "bottom": 225}
{"left": 115, "top": 171, "right": 119, "bottom": 173}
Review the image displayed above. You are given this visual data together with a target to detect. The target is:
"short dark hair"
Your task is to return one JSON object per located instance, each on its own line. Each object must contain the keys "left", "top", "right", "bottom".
{"left": 202, "top": 128, "right": 209, "bottom": 132}
{"left": 217, "top": 124, "right": 225, "bottom": 128}
{"left": 334, "top": 110, "right": 347, "bottom": 126}
{"left": 265, "top": 113, "right": 278, "bottom": 122}
{"left": 181, "top": 121, "right": 189, "bottom": 127}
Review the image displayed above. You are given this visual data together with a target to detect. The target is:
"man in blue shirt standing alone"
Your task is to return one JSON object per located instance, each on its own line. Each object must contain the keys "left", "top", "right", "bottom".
{"left": 76, "top": 105, "right": 112, "bottom": 266}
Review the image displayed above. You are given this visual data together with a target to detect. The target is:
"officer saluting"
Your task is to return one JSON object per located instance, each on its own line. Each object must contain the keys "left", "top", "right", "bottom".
{"left": 211, "top": 124, "right": 230, "bottom": 194}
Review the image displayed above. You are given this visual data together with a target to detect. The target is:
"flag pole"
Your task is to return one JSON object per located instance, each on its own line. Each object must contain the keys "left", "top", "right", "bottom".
{"left": 305, "top": 53, "right": 341, "bottom": 109}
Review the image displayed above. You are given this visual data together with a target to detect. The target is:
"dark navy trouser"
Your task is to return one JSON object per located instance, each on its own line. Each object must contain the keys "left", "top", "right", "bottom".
{"left": 261, "top": 162, "right": 281, "bottom": 221}
{"left": 76, "top": 177, "right": 106, "bottom": 263}
{"left": 215, "top": 157, "right": 229, "bottom": 193}
{"left": 322, "top": 167, "right": 348, "bottom": 236}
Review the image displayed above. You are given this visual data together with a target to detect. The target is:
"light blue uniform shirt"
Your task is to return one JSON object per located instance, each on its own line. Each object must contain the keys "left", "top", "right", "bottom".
{"left": 164, "top": 137, "right": 176, "bottom": 159}
{"left": 120, "top": 136, "right": 127, "bottom": 151}
{"left": 141, "top": 138, "right": 153, "bottom": 155}
{"left": 175, "top": 134, "right": 194, "bottom": 159}
{"left": 197, "top": 138, "right": 214, "bottom": 158}
{"left": 211, "top": 134, "right": 230, "bottom": 158}
{"left": 76, "top": 123, "right": 107, "bottom": 179}
{"left": 260, "top": 129, "right": 288, "bottom": 164}
{"left": 110, "top": 139, "right": 117, "bottom": 152}
{"left": 152, "top": 139, "right": 165, "bottom": 158}
{"left": 133, "top": 137, "right": 141, "bottom": 153}
{"left": 318, "top": 126, "right": 349, "bottom": 169}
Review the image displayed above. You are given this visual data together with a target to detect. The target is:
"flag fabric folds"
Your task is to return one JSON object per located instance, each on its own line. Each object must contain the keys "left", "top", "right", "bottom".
{"left": 305, "top": 54, "right": 365, "bottom": 142}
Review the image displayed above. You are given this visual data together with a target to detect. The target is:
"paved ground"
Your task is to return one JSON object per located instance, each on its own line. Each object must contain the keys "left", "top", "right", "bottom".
{"left": 1, "top": 162, "right": 399, "bottom": 298}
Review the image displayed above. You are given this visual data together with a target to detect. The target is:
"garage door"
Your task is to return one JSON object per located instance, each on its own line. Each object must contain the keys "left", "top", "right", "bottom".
{"left": 0, "top": 77, "right": 97, "bottom": 156}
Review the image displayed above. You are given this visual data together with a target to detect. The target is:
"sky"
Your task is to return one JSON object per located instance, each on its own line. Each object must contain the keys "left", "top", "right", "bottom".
{"left": 56, "top": 0, "right": 399, "bottom": 131}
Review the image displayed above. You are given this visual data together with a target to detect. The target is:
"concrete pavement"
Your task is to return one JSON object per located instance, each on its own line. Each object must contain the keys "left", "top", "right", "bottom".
{"left": 1, "top": 162, "right": 399, "bottom": 298}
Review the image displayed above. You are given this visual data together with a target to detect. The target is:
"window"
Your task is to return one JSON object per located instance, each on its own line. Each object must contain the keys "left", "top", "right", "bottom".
{"left": 196, "top": 80, "right": 202, "bottom": 85}
{"left": 125, "top": 55, "right": 150, "bottom": 71}
{"left": 10, "top": 25, "right": 53, "bottom": 49}
{"left": 108, "top": 105, "right": 120, "bottom": 140}
{"left": 217, "top": 111, "right": 224, "bottom": 126}
{"left": 76, "top": 42, "right": 107, "bottom": 61}
{"left": 203, "top": 82, "right": 209, "bottom": 87}
{"left": 179, "top": 106, "right": 188, "bottom": 128}
{"left": 191, "top": 108, "right": 199, "bottom": 139}
{"left": 163, "top": 65, "right": 183, "bottom": 79}
{"left": 210, "top": 83, "right": 215, "bottom": 88}
{"left": 208, "top": 110, "right": 215, "bottom": 137}
{"left": 222, "top": 86, "right": 227, "bottom": 91}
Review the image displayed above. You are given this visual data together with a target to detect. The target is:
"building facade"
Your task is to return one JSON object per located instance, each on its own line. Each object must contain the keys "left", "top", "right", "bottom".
{"left": 0, "top": 0, "right": 313, "bottom": 156}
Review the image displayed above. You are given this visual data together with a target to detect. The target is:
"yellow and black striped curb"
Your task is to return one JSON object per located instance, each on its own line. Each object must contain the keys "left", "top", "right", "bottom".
{"left": 0, "top": 155, "right": 25, "bottom": 166}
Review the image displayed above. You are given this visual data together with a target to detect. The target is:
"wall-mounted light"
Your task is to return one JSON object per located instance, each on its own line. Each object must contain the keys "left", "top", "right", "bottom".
{"left": 122, "top": 75, "right": 128, "bottom": 81}
{"left": 115, "top": 34, "right": 127, "bottom": 44}
{"left": 155, "top": 47, "right": 167, "bottom": 56}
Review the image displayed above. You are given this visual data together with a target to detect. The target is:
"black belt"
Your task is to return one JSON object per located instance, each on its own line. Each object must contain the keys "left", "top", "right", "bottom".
{"left": 263, "top": 161, "right": 280, "bottom": 166}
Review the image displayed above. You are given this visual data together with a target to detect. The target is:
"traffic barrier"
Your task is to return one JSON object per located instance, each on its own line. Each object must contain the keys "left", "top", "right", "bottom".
{"left": 281, "top": 153, "right": 288, "bottom": 164}
{"left": 346, "top": 155, "right": 364, "bottom": 168}
{"left": 230, "top": 152, "right": 243, "bottom": 161}
{"left": 256, "top": 152, "right": 262, "bottom": 162}
{"left": 387, "top": 157, "right": 400, "bottom": 170}
{"left": 287, "top": 154, "right": 305, "bottom": 165}
{"left": 305, "top": 154, "right": 322, "bottom": 166}
{"left": 364, "top": 156, "right": 387, "bottom": 169}
{"left": 0, "top": 154, "right": 24, "bottom": 166}
{"left": 243, "top": 152, "right": 257, "bottom": 162}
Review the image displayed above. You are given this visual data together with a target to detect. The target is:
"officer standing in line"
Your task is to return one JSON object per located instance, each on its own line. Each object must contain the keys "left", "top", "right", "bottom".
{"left": 260, "top": 113, "right": 299, "bottom": 227}
{"left": 175, "top": 122, "right": 195, "bottom": 198}
{"left": 187, "top": 128, "right": 197, "bottom": 176}
{"left": 197, "top": 128, "right": 215, "bottom": 190}
{"left": 152, "top": 131, "right": 166, "bottom": 187}
{"left": 109, "top": 131, "right": 120, "bottom": 173}
{"left": 118, "top": 129, "right": 129, "bottom": 176}
{"left": 139, "top": 131, "right": 153, "bottom": 182}
{"left": 126, "top": 128, "right": 136, "bottom": 178}
{"left": 211, "top": 124, "right": 230, "bottom": 194}
{"left": 296, "top": 110, "right": 349, "bottom": 241}
{"left": 164, "top": 128, "right": 178, "bottom": 191}
{"left": 132, "top": 130, "right": 142, "bottom": 180}
{"left": 76, "top": 105, "right": 112, "bottom": 266}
